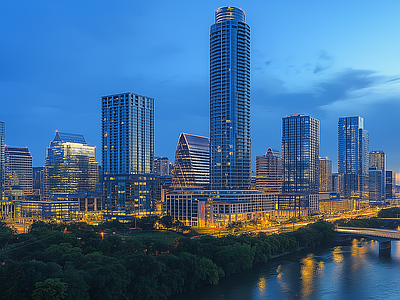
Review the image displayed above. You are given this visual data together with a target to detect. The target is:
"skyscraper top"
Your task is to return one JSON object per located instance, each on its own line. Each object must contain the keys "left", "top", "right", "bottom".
{"left": 54, "top": 131, "right": 87, "bottom": 145}
{"left": 215, "top": 6, "right": 245, "bottom": 23}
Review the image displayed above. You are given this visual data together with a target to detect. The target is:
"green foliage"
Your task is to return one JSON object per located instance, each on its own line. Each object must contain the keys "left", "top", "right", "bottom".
{"left": 0, "top": 220, "right": 336, "bottom": 300}
{"left": 378, "top": 207, "right": 400, "bottom": 218}
{"left": 338, "top": 217, "right": 383, "bottom": 228}
{"left": 32, "top": 278, "right": 68, "bottom": 300}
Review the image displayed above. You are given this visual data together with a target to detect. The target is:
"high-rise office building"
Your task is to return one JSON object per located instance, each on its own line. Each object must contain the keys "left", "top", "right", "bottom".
{"left": 338, "top": 116, "right": 369, "bottom": 200}
{"left": 172, "top": 133, "right": 210, "bottom": 189}
{"left": 332, "top": 173, "right": 339, "bottom": 193}
{"left": 102, "top": 92, "right": 154, "bottom": 175}
{"left": 33, "top": 166, "right": 44, "bottom": 196}
{"left": 101, "top": 92, "right": 155, "bottom": 217}
{"left": 319, "top": 157, "right": 332, "bottom": 192}
{"left": 369, "top": 166, "right": 383, "bottom": 203}
{"left": 369, "top": 150, "right": 385, "bottom": 202}
{"left": 154, "top": 156, "right": 170, "bottom": 176}
{"left": 4, "top": 146, "right": 33, "bottom": 197}
{"left": 210, "top": 6, "right": 251, "bottom": 190}
{"left": 256, "top": 148, "right": 282, "bottom": 194}
{"left": 0, "top": 121, "right": 4, "bottom": 198}
{"left": 282, "top": 114, "right": 320, "bottom": 194}
{"left": 385, "top": 170, "right": 395, "bottom": 200}
{"left": 44, "top": 132, "right": 98, "bottom": 199}
{"left": 280, "top": 114, "right": 319, "bottom": 212}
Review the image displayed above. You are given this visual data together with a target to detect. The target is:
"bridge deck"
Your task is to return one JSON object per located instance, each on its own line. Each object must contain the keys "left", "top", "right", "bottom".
{"left": 335, "top": 227, "right": 400, "bottom": 240}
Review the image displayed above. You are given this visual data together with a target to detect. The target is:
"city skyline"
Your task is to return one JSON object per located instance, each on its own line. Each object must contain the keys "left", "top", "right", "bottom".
{"left": 2, "top": 1, "right": 400, "bottom": 177}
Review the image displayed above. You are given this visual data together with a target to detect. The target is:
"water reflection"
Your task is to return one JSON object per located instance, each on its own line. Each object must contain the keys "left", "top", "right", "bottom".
{"left": 332, "top": 246, "right": 343, "bottom": 263}
{"left": 170, "top": 240, "right": 400, "bottom": 300}
{"left": 257, "top": 277, "right": 266, "bottom": 295}
{"left": 299, "top": 253, "right": 324, "bottom": 300}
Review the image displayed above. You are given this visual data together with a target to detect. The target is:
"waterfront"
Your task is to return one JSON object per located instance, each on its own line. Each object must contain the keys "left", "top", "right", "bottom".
{"left": 170, "top": 238, "right": 400, "bottom": 300}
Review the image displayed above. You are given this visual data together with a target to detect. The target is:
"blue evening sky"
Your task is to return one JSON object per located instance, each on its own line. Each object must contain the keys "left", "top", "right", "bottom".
{"left": 2, "top": 1, "right": 400, "bottom": 176}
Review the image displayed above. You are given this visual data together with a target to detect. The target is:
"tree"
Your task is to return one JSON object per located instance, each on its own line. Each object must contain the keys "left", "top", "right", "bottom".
{"left": 32, "top": 278, "right": 68, "bottom": 300}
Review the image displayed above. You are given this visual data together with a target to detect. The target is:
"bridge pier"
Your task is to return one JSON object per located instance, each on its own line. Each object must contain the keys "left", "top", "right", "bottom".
{"left": 379, "top": 240, "right": 391, "bottom": 251}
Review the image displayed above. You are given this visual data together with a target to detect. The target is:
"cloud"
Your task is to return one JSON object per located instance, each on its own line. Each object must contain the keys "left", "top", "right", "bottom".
{"left": 253, "top": 68, "right": 400, "bottom": 118}
{"left": 313, "top": 50, "right": 334, "bottom": 74}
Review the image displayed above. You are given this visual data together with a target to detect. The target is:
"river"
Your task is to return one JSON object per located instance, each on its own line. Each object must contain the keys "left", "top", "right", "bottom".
{"left": 169, "top": 238, "right": 400, "bottom": 300}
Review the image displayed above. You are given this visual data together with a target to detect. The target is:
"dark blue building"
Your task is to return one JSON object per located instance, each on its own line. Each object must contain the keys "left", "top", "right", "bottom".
{"left": 338, "top": 116, "right": 369, "bottom": 200}
{"left": 280, "top": 114, "right": 320, "bottom": 212}
{"left": 210, "top": 7, "right": 251, "bottom": 190}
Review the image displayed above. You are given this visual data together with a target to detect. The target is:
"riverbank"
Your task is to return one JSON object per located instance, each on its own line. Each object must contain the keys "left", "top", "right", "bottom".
{"left": 0, "top": 221, "right": 336, "bottom": 300}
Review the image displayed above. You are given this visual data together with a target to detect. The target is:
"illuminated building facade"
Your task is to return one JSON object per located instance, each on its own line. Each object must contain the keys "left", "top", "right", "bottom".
{"left": 369, "top": 167, "right": 383, "bottom": 203}
{"left": 256, "top": 148, "right": 282, "bottom": 194}
{"left": 101, "top": 92, "right": 154, "bottom": 175}
{"left": 369, "top": 150, "right": 385, "bottom": 201}
{"left": 101, "top": 92, "right": 155, "bottom": 217}
{"left": 0, "top": 121, "right": 4, "bottom": 198}
{"left": 172, "top": 133, "right": 210, "bottom": 189}
{"left": 165, "top": 189, "right": 275, "bottom": 228}
{"left": 385, "top": 170, "right": 395, "bottom": 200}
{"left": 16, "top": 200, "right": 79, "bottom": 221}
{"left": 338, "top": 116, "right": 369, "bottom": 200}
{"left": 319, "top": 157, "right": 332, "bottom": 192}
{"left": 4, "top": 146, "right": 33, "bottom": 197}
{"left": 210, "top": 6, "right": 251, "bottom": 190}
{"left": 280, "top": 114, "right": 319, "bottom": 213}
{"left": 154, "top": 156, "right": 170, "bottom": 176}
{"left": 44, "top": 132, "right": 98, "bottom": 199}
{"left": 103, "top": 174, "right": 156, "bottom": 220}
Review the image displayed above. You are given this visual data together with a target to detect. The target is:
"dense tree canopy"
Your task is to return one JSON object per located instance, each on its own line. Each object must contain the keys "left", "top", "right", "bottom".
{"left": 0, "top": 221, "right": 336, "bottom": 300}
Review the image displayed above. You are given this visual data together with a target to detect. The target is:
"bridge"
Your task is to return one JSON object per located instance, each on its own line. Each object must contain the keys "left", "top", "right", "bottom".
{"left": 334, "top": 227, "right": 400, "bottom": 251}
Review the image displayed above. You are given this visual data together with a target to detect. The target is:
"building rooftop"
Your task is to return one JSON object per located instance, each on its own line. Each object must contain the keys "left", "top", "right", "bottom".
{"left": 54, "top": 131, "right": 87, "bottom": 144}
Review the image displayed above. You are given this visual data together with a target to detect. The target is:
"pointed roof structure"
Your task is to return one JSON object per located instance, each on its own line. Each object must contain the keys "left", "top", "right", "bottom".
{"left": 172, "top": 133, "right": 210, "bottom": 189}
{"left": 53, "top": 131, "right": 87, "bottom": 144}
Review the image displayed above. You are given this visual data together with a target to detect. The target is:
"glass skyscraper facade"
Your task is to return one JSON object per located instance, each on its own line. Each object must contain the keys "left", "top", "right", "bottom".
{"left": 102, "top": 92, "right": 154, "bottom": 175}
{"left": 282, "top": 114, "right": 320, "bottom": 194}
{"left": 4, "top": 146, "right": 33, "bottom": 197}
{"left": 101, "top": 92, "right": 155, "bottom": 217}
{"left": 44, "top": 132, "right": 98, "bottom": 199}
{"left": 319, "top": 157, "right": 332, "bottom": 192}
{"left": 256, "top": 148, "right": 282, "bottom": 194}
{"left": 154, "top": 156, "right": 170, "bottom": 176}
{"left": 172, "top": 133, "right": 210, "bottom": 189}
{"left": 369, "top": 150, "right": 385, "bottom": 201}
{"left": 385, "top": 170, "right": 395, "bottom": 200}
{"left": 210, "top": 6, "right": 251, "bottom": 190}
{"left": 338, "top": 116, "right": 369, "bottom": 200}
{"left": 0, "top": 121, "right": 4, "bottom": 198}
{"left": 280, "top": 114, "right": 320, "bottom": 213}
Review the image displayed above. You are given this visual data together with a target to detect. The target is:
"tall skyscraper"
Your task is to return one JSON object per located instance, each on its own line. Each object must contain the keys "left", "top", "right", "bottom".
{"left": 210, "top": 6, "right": 251, "bottom": 190}
{"left": 338, "top": 116, "right": 369, "bottom": 200}
{"left": 172, "top": 133, "right": 210, "bottom": 189}
{"left": 4, "top": 146, "right": 33, "bottom": 197}
{"left": 102, "top": 92, "right": 154, "bottom": 175}
{"left": 369, "top": 166, "right": 383, "bottom": 203}
{"left": 44, "top": 132, "right": 98, "bottom": 199}
{"left": 280, "top": 114, "right": 319, "bottom": 212}
{"left": 319, "top": 157, "right": 332, "bottom": 192}
{"left": 0, "top": 121, "right": 4, "bottom": 198}
{"left": 101, "top": 92, "right": 155, "bottom": 218}
{"left": 369, "top": 150, "right": 385, "bottom": 201}
{"left": 256, "top": 148, "right": 282, "bottom": 194}
{"left": 385, "top": 170, "right": 395, "bottom": 200}
{"left": 282, "top": 114, "right": 320, "bottom": 194}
